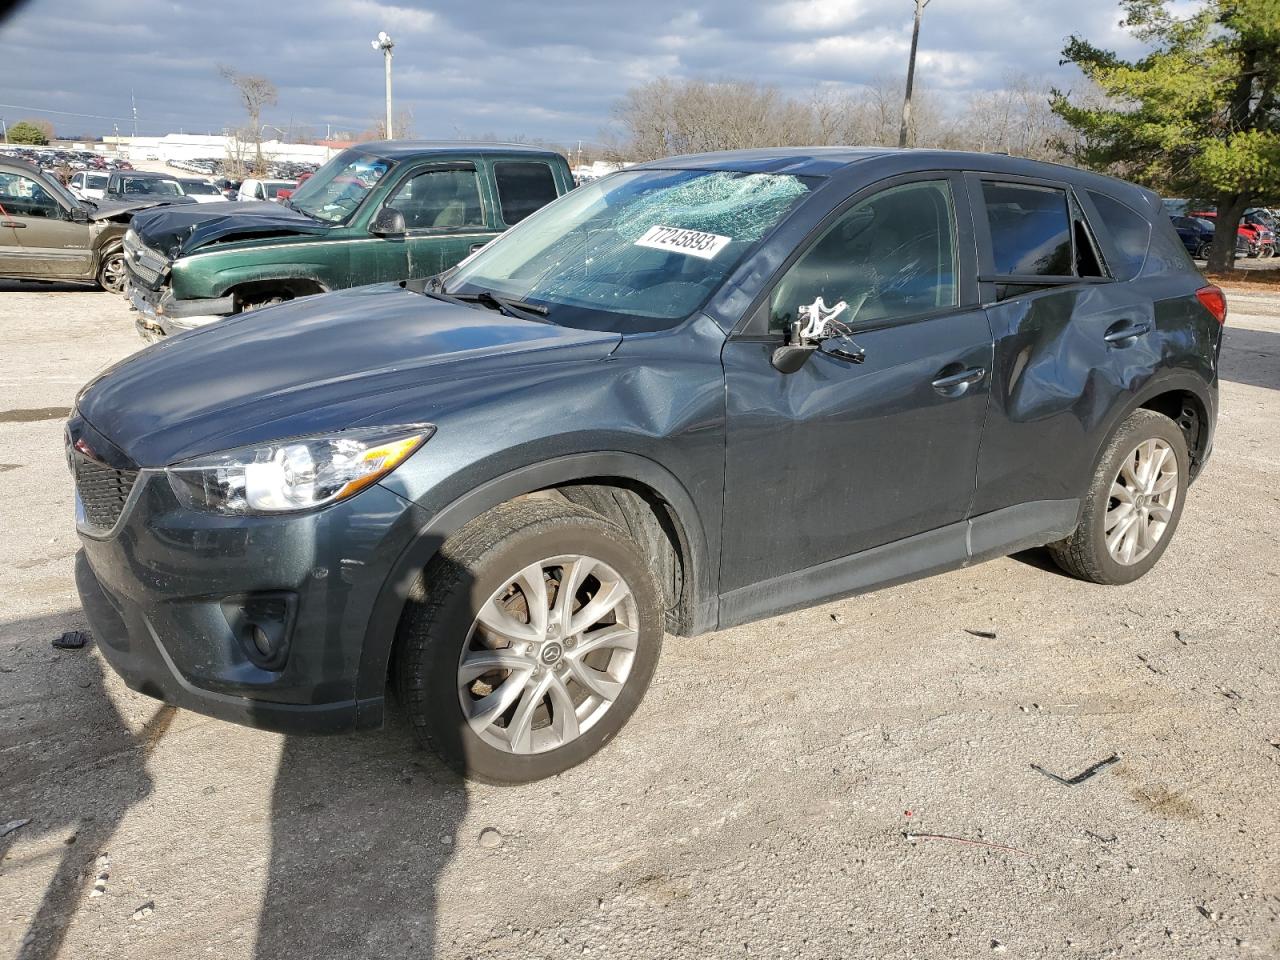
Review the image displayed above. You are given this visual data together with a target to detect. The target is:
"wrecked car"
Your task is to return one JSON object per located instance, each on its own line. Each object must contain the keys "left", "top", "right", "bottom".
{"left": 72, "top": 148, "right": 1221, "bottom": 784}
{"left": 122, "top": 141, "right": 573, "bottom": 340}
{"left": 0, "top": 156, "right": 180, "bottom": 292}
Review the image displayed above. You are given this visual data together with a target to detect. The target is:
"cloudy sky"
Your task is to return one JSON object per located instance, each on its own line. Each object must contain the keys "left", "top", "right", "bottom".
{"left": 0, "top": 0, "right": 1173, "bottom": 144}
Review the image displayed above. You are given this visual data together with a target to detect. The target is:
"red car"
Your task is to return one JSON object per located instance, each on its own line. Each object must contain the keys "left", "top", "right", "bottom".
{"left": 274, "top": 171, "right": 313, "bottom": 203}
{"left": 1191, "top": 211, "right": 1275, "bottom": 258}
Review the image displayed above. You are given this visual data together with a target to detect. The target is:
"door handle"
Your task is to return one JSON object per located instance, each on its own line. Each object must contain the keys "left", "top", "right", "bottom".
{"left": 1103, "top": 321, "right": 1151, "bottom": 344}
{"left": 1, "top": 220, "right": 26, "bottom": 228}
{"left": 931, "top": 366, "right": 986, "bottom": 392}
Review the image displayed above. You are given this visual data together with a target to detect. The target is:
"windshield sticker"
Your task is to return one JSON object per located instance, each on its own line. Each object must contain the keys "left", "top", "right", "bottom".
{"left": 634, "top": 225, "right": 731, "bottom": 260}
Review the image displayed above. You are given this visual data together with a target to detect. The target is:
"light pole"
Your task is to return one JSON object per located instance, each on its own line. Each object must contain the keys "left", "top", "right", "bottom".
{"left": 898, "top": 0, "right": 930, "bottom": 149}
{"left": 371, "top": 31, "right": 395, "bottom": 139}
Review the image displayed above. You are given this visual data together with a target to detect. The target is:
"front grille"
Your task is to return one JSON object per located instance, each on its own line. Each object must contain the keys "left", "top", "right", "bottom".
{"left": 74, "top": 455, "right": 139, "bottom": 530}
{"left": 123, "top": 230, "right": 168, "bottom": 288}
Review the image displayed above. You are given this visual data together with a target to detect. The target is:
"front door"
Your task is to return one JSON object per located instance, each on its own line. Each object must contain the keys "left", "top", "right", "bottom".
{"left": 0, "top": 169, "right": 92, "bottom": 280}
{"left": 720, "top": 175, "right": 992, "bottom": 598}
{"left": 364, "top": 162, "right": 496, "bottom": 283}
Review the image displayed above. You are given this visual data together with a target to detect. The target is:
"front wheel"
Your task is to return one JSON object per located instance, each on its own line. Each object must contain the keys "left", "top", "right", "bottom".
{"left": 397, "top": 499, "right": 663, "bottom": 784}
{"left": 96, "top": 247, "right": 126, "bottom": 293}
{"left": 1049, "top": 409, "right": 1189, "bottom": 585}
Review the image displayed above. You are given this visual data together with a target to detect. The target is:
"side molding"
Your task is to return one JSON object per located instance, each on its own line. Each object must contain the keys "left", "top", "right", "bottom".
{"left": 718, "top": 499, "right": 1079, "bottom": 630}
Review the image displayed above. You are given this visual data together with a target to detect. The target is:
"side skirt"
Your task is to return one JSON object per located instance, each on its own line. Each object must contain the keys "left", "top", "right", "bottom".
{"left": 716, "top": 499, "right": 1079, "bottom": 630}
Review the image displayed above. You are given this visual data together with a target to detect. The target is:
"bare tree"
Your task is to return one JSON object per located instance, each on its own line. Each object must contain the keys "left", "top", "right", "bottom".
{"left": 218, "top": 66, "right": 277, "bottom": 175}
{"left": 363, "top": 110, "right": 417, "bottom": 141}
{"left": 608, "top": 74, "right": 1076, "bottom": 164}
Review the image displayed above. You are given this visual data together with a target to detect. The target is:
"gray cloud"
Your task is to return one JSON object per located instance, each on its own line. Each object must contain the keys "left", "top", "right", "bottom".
{"left": 0, "top": 0, "right": 1161, "bottom": 144}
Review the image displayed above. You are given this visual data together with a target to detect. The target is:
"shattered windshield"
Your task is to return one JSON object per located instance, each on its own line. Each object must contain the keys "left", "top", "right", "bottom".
{"left": 446, "top": 169, "right": 817, "bottom": 330}
{"left": 287, "top": 150, "right": 393, "bottom": 224}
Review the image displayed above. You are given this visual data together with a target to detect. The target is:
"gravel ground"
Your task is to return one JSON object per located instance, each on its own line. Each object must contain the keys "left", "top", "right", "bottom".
{"left": 0, "top": 279, "right": 1277, "bottom": 960}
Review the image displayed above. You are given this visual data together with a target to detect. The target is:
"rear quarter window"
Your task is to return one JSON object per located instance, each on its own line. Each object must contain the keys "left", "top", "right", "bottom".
{"left": 1088, "top": 191, "right": 1152, "bottom": 280}
{"left": 493, "top": 161, "right": 559, "bottom": 225}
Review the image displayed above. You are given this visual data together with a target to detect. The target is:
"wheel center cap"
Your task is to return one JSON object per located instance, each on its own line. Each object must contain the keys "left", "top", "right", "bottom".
{"left": 540, "top": 642, "right": 564, "bottom": 665}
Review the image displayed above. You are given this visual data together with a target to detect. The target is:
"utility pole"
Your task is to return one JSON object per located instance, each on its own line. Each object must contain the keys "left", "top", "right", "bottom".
{"left": 131, "top": 89, "right": 138, "bottom": 139}
{"left": 371, "top": 32, "right": 395, "bottom": 139}
{"left": 898, "top": 0, "right": 929, "bottom": 149}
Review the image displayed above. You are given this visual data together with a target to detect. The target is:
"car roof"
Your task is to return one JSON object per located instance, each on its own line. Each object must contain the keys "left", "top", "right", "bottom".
{"left": 629, "top": 146, "right": 1159, "bottom": 210}
{"left": 355, "top": 139, "right": 566, "bottom": 160}
{"left": 0, "top": 156, "right": 49, "bottom": 177}
{"left": 115, "top": 170, "right": 177, "bottom": 179}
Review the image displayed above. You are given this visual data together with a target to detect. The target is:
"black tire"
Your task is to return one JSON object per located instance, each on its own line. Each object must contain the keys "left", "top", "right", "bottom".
{"left": 396, "top": 498, "right": 663, "bottom": 784}
{"left": 1194, "top": 242, "right": 1213, "bottom": 261}
{"left": 96, "top": 246, "right": 126, "bottom": 293}
{"left": 1048, "top": 409, "right": 1189, "bottom": 585}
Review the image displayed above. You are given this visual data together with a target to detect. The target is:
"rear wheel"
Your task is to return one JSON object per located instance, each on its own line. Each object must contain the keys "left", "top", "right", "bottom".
{"left": 397, "top": 499, "right": 663, "bottom": 784}
{"left": 96, "top": 247, "right": 126, "bottom": 293}
{"left": 1049, "top": 409, "right": 1188, "bottom": 584}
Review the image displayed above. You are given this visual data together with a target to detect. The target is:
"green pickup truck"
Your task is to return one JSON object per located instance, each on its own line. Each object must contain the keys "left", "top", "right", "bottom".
{"left": 124, "top": 141, "right": 575, "bottom": 340}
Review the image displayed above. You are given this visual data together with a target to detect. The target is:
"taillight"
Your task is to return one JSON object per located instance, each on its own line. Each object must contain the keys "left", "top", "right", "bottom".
{"left": 1195, "top": 285, "right": 1227, "bottom": 325}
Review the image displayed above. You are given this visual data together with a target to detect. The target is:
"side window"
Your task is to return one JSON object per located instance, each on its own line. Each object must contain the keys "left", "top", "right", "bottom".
{"left": 493, "top": 161, "right": 558, "bottom": 225}
{"left": 386, "top": 167, "right": 484, "bottom": 230}
{"left": 982, "top": 182, "right": 1072, "bottom": 277}
{"left": 1088, "top": 191, "right": 1151, "bottom": 281}
{"left": 0, "top": 172, "right": 61, "bottom": 219}
{"left": 769, "top": 180, "right": 958, "bottom": 333}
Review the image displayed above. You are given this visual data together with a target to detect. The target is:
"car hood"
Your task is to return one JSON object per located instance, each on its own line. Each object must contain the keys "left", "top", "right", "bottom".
{"left": 75, "top": 283, "right": 622, "bottom": 467}
{"left": 127, "top": 200, "right": 328, "bottom": 258}
{"left": 86, "top": 196, "right": 196, "bottom": 223}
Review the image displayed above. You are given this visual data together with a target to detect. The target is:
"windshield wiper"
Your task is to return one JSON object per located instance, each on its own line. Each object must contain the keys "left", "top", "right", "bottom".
{"left": 449, "top": 290, "right": 549, "bottom": 322}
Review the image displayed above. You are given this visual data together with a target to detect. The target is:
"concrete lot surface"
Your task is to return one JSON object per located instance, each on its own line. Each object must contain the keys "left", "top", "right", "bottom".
{"left": 0, "top": 280, "right": 1277, "bottom": 959}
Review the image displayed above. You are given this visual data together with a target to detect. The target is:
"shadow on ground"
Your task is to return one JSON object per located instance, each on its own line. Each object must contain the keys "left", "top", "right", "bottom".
{"left": 254, "top": 715, "right": 468, "bottom": 958}
{"left": 1, "top": 610, "right": 173, "bottom": 960}
{"left": 1220, "top": 324, "right": 1280, "bottom": 391}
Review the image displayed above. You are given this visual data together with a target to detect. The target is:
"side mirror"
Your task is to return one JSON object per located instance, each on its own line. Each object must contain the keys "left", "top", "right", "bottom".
{"left": 69, "top": 205, "right": 90, "bottom": 223}
{"left": 370, "top": 207, "right": 406, "bottom": 237}
{"left": 771, "top": 343, "right": 817, "bottom": 374}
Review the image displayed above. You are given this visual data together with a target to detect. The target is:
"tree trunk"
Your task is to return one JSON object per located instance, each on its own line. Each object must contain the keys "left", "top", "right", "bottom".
{"left": 1207, "top": 193, "right": 1249, "bottom": 275}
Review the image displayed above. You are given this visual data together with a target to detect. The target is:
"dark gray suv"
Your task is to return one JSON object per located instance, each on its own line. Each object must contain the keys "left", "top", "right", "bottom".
{"left": 70, "top": 148, "right": 1223, "bottom": 783}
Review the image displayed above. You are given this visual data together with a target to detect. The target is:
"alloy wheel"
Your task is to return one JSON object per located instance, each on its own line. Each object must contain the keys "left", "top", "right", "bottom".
{"left": 457, "top": 554, "right": 639, "bottom": 755}
{"left": 1104, "top": 438, "right": 1179, "bottom": 565}
{"left": 99, "top": 252, "right": 126, "bottom": 293}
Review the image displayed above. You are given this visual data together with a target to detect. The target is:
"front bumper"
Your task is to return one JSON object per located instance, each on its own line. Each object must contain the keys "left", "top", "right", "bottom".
{"left": 74, "top": 465, "right": 428, "bottom": 735}
{"left": 128, "top": 283, "right": 236, "bottom": 342}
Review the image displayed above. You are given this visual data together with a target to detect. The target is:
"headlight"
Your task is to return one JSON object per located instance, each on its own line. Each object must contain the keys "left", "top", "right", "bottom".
{"left": 167, "top": 424, "right": 433, "bottom": 515}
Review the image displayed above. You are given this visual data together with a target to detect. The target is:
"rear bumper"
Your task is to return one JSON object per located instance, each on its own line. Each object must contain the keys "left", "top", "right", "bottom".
{"left": 127, "top": 283, "right": 235, "bottom": 341}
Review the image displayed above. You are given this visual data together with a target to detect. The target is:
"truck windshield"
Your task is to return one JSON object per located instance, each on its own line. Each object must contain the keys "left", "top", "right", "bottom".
{"left": 288, "top": 150, "right": 394, "bottom": 224}
{"left": 446, "top": 168, "right": 817, "bottom": 331}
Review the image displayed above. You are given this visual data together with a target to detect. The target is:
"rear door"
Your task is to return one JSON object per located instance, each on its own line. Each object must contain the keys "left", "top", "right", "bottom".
{"left": 491, "top": 159, "right": 562, "bottom": 228}
{"left": 969, "top": 174, "right": 1157, "bottom": 517}
{"left": 720, "top": 173, "right": 992, "bottom": 596}
{"left": 364, "top": 162, "right": 495, "bottom": 283}
{"left": 0, "top": 168, "right": 93, "bottom": 279}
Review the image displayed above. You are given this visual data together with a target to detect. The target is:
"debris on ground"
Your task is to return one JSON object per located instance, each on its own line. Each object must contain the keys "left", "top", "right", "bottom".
{"left": 1195, "top": 904, "right": 1222, "bottom": 921}
{"left": 131, "top": 901, "right": 155, "bottom": 921}
{"left": 990, "top": 940, "right": 1008, "bottom": 953}
{"left": 1030, "top": 753, "right": 1120, "bottom": 787}
{"left": 965, "top": 629, "right": 998, "bottom": 639}
{"left": 1, "top": 818, "right": 31, "bottom": 838}
{"left": 53, "top": 630, "right": 90, "bottom": 650}
{"left": 477, "top": 827, "right": 504, "bottom": 849}
{"left": 903, "top": 832, "right": 1032, "bottom": 857}
{"left": 89, "top": 853, "right": 110, "bottom": 898}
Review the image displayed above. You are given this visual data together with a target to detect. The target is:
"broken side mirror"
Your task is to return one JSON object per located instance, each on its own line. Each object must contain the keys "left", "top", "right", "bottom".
{"left": 770, "top": 296, "right": 866, "bottom": 374}
{"left": 370, "top": 207, "right": 406, "bottom": 237}
{"left": 771, "top": 343, "right": 818, "bottom": 374}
